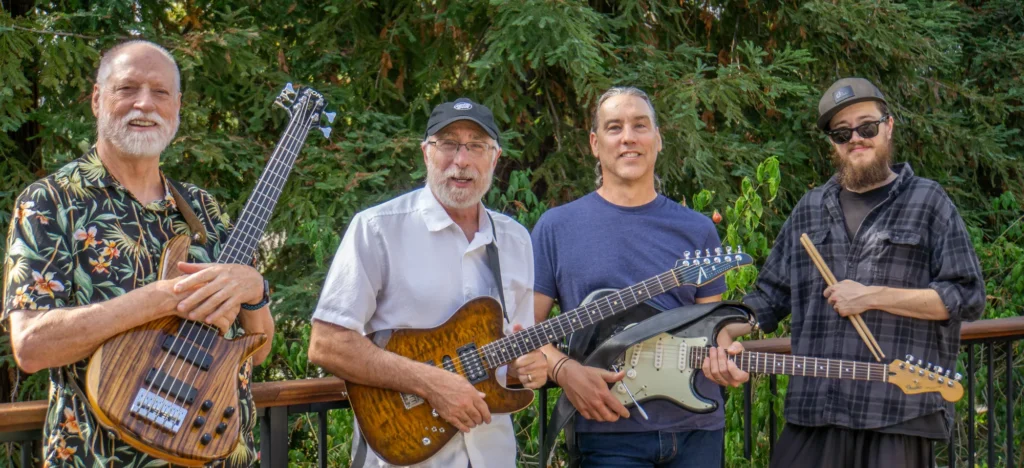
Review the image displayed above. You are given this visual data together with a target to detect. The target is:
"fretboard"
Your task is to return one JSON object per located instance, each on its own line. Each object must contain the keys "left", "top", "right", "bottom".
{"left": 479, "top": 260, "right": 735, "bottom": 369}
{"left": 688, "top": 348, "right": 889, "bottom": 382}
{"left": 217, "top": 109, "right": 313, "bottom": 265}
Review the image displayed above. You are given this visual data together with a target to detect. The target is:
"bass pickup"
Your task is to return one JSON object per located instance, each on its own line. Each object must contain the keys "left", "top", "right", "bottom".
{"left": 162, "top": 335, "right": 213, "bottom": 371}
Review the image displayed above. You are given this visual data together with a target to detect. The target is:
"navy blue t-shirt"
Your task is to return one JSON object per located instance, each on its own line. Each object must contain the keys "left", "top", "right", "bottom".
{"left": 532, "top": 192, "right": 728, "bottom": 433}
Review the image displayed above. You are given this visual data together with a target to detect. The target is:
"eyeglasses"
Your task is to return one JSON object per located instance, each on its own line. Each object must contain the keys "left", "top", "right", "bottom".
{"left": 825, "top": 115, "right": 889, "bottom": 144}
{"left": 426, "top": 139, "right": 495, "bottom": 158}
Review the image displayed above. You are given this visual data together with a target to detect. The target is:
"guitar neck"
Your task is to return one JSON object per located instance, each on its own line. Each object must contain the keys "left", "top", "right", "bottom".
{"left": 689, "top": 348, "right": 889, "bottom": 382}
{"left": 480, "top": 260, "right": 740, "bottom": 369}
{"left": 217, "top": 109, "right": 313, "bottom": 265}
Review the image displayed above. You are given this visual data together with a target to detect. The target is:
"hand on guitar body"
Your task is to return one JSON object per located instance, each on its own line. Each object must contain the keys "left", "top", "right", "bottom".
{"left": 701, "top": 324, "right": 751, "bottom": 388}
{"left": 172, "top": 262, "right": 265, "bottom": 334}
{"left": 421, "top": 363, "right": 492, "bottom": 433}
{"left": 559, "top": 359, "right": 631, "bottom": 422}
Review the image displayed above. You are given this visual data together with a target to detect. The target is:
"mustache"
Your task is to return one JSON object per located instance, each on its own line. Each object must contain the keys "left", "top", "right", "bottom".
{"left": 119, "top": 109, "right": 168, "bottom": 128}
{"left": 445, "top": 167, "right": 479, "bottom": 179}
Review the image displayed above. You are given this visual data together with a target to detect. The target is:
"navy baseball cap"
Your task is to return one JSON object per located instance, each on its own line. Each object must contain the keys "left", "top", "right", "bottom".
{"left": 425, "top": 97, "right": 500, "bottom": 143}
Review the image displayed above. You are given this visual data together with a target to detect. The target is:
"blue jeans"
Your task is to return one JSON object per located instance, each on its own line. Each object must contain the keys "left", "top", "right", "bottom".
{"left": 577, "top": 429, "right": 724, "bottom": 468}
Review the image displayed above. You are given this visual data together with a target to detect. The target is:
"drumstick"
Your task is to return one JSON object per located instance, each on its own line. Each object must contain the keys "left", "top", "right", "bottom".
{"left": 799, "top": 233, "right": 885, "bottom": 362}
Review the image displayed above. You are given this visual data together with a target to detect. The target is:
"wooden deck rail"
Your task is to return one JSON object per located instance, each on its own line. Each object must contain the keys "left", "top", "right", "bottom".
{"left": 2, "top": 316, "right": 1022, "bottom": 434}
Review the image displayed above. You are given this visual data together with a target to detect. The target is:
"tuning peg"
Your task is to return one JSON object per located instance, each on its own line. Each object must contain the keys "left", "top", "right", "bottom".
{"left": 737, "top": 246, "right": 743, "bottom": 254}
{"left": 926, "top": 362, "right": 933, "bottom": 370}
{"left": 324, "top": 111, "right": 336, "bottom": 124}
{"left": 726, "top": 246, "right": 733, "bottom": 255}
{"left": 917, "top": 359, "right": 924, "bottom": 367}
{"left": 944, "top": 370, "right": 951, "bottom": 378}
{"left": 684, "top": 251, "right": 691, "bottom": 260}
{"left": 906, "top": 354, "right": 914, "bottom": 361}
{"left": 955, "top": 373, "right": 963, "bottom": 381}
{"left": 319, "top": 126, "right": 332, "bottom": 139}
{"left": 694, "top": 250, "right": 701, "bottom": 258}
{"left": 284, "top": 83, "right": 295, "bottom": 95}
{"left": 715, "top": 247, "right": 722, "bottom": 256}
{"left": 705, "top": 248, "right": 711, "bottom": 257}
{"left": 934, "top": 366, "right": 943, "bottom": 374}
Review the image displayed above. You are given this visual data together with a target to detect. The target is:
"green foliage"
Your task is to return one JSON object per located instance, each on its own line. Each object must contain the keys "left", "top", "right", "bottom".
{"left": 1, "top": 1, "right": 1022, "bottom": 467}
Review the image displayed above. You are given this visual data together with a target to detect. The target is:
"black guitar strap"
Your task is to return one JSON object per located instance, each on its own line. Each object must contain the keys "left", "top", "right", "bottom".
{"left": 484, "top": 211, "right": 510, "bottom": 324}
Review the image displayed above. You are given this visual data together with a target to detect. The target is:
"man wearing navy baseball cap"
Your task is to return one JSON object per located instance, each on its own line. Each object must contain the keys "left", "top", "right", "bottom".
{"left": 309, "top": 97, "right": 546, "bottom": 467}
{"left": 704, "top": 77, "right": 985, "bottom": 467}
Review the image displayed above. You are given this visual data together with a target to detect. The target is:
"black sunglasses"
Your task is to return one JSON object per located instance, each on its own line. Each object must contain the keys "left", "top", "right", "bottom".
{"left": 825, "top": 115, "right": 889, "bottom": 144}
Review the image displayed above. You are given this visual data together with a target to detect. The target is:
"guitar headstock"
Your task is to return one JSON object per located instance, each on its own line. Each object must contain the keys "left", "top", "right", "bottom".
{"left": 672, "top": 246, "right": 753, "bottom": 287}
{"left": 887, "top": 355, "right": 964, "bottom": 402}
{"left": 274, "top": 83, "right": 335, "bottom": 139}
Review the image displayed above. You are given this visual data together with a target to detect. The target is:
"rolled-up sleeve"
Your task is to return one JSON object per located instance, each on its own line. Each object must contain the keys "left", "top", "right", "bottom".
{"left": 928, "top": 206, "right": 985, "bottom": 323}
{"left": 312, "top": 213, "right": 385, "bottom": 334}
{"left": 744, "top": 217, "right": 794, "bottom": 334}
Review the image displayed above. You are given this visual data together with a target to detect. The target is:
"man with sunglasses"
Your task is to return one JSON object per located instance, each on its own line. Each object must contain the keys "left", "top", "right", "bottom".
{"left": 308, "top": 97, "right": 547, "bottom": 467}
{"left": 702, "top": 77, "right": 985, "bottom": 467}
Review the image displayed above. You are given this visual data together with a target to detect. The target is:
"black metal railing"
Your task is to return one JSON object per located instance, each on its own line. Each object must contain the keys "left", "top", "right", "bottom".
{"left": 738, "top": 317, "right": 1024, "bottom": 468}
{"left": 3, "top": 317, "right": 1022, "bottom": 467}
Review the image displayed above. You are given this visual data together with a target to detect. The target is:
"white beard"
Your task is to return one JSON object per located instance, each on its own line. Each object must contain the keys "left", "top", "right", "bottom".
{"left": 426, "top": 155, "right": 494, "bottom": 210}
{"left": 97, "top": 106, "right": 179, "bottom": 158}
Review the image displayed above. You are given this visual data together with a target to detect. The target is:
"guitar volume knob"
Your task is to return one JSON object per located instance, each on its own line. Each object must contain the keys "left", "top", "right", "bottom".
{"left": 216, "top": 422, "right": 228, "bottom": 434}
{"left": 223, "top": 406, "right": 236, "bottom": 418}
{"left": 193, "top": 416, "right": 206, "bottom": 428}
{"left": 626, "top": 369, "right": 637, "bottom": 379}
{"left": 200, "top": 433, "right": 212, "bottom": 445}
{"left": 201, "top": 400, "right": 213, "bottom": 412}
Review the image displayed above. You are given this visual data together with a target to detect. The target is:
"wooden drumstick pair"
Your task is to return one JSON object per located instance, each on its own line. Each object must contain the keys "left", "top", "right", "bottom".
{"left": 800, "top": 233, "right": 885, "bottom": 362}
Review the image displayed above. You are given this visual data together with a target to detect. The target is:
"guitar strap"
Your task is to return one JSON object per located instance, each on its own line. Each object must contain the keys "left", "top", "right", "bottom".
{"left": 351, "top": 210, "right": 510, "bottom": 467}
{"left": 484, "top": 211, "right": 510, "bottom": 324}
{"left": 166, "top": 178, "right": 209, "bottom": 245}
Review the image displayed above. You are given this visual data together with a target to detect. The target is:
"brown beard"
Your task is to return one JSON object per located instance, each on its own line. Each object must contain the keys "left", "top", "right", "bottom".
{"left": 831, "top": 139, "right": 894, "bottom": 191}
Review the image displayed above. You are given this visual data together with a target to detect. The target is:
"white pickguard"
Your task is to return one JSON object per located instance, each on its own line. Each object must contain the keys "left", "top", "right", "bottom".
{"left": 613, "top": 333, "right": 713, "bottom": 412}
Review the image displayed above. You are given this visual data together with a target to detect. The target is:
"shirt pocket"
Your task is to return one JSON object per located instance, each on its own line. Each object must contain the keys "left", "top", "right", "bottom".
{"left": 870, "top": 230, "right": 930, "bottom": 287}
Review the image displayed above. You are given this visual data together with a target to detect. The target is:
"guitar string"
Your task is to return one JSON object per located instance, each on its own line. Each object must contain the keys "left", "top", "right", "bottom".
{"left": 616, "top": 345, "right": 890, "bottom": 380}
{"left": 478, "top": 258, "right": 742, "bottom": 369}
{"left": 479, "top": 260, "right": 720, "bottom": 368}
{"left": 150, "top": 92, "right": 317, "bottom": 419}
{"left": 170, "top": 94, "right": 315, "bottom": 412}
{"left": 174, "top": 96, "right": 314, "bottom": 408}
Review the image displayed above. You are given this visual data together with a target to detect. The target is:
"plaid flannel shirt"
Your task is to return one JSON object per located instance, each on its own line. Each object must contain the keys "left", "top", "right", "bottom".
{"left": 744, "top": 163, "right": 985, "bottom": 432}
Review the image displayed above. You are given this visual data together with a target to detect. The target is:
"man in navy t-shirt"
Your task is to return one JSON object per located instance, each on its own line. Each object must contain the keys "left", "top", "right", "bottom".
{"left": 533, "top": 86, "right": 730, "bottom": 467}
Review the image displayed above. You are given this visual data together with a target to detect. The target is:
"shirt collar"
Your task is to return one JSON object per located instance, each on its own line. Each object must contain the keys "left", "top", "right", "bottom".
{"left": 416, "top": 187, "right": 494, "bottom": 243}
{"left": 55, "top": 146, "right": 175, "bottom": 211}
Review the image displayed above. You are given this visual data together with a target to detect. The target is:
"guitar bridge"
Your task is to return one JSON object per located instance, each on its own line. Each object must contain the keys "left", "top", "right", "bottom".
{"left": 130, "top": 388, "right": 187, "bottom": 433}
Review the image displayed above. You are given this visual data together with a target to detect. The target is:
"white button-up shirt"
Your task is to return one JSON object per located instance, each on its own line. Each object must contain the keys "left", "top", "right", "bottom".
{"left": 313, "top": 187, "right": 535, "bottom": 468}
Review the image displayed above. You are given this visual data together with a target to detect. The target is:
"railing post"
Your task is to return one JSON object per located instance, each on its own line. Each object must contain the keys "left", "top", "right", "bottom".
{"left": 21, "top": 439, "right": 34, "bottom": 468}
{"left": 743, "top": 381, "right": 752, "bottom": 460}
{"left": 1007, "top": 340, "right": 1015, "bottom": 468}
{"left": 318, "top": 410, "right": 328, "bottom": 468}
{"left": 769, "top": 374, "right": 777, "bottom": 459}
{"left": 259, "top": 406, "right": 289, "bottom": 468}
{"left": 538, "top": 387, "right": 547, "bottom": 464}
{"left": 968, "top": 343, "right": 976, "bottom": 467}
{"left": 988, "top": 343, "right": 996, "bottom": 468}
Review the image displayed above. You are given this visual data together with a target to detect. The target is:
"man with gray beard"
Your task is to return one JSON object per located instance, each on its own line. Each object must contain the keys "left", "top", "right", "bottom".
{"left": 3, "top": 40, "right": 274, "bottom": 467}
{"left": 309, "top": 98, "right": 547, "bottom": 468}
{"left": 703, "top": 77, "right": 985, "bottom": 467}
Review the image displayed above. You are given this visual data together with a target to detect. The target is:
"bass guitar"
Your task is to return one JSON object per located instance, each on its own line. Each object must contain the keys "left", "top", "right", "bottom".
{"left": 84, "top": 84, "right": 332, "bottom": 466}
{"left": 346, "top": 248, "right": 753, "bottom": 466}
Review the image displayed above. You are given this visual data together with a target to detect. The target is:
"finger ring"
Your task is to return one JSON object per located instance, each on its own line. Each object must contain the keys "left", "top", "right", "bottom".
{"left": 527, "top": 374, "right": 533, "bottom": 383}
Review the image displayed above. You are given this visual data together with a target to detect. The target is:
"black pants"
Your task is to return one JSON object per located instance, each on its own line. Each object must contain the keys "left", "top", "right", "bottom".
{"left": 770, "top": 423, "right": 936, "bottom": 468}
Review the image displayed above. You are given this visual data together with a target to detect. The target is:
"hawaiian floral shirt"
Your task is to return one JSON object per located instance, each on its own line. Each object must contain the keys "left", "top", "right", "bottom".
{"left": 2, "top": 149, "right": 258, "bottom": 467}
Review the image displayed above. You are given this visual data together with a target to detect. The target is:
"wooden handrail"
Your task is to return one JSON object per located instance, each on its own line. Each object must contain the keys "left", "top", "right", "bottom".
{"left": 1, "top": 316, "right": 1021, "bottom": 434}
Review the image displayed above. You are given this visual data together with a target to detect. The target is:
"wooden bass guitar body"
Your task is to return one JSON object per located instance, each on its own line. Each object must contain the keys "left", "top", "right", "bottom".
{"left": 85, "top": 235, "right": 266, "bottom": 466}
{"left": 346, "top": 297, "right": 534, "bottom": 466}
